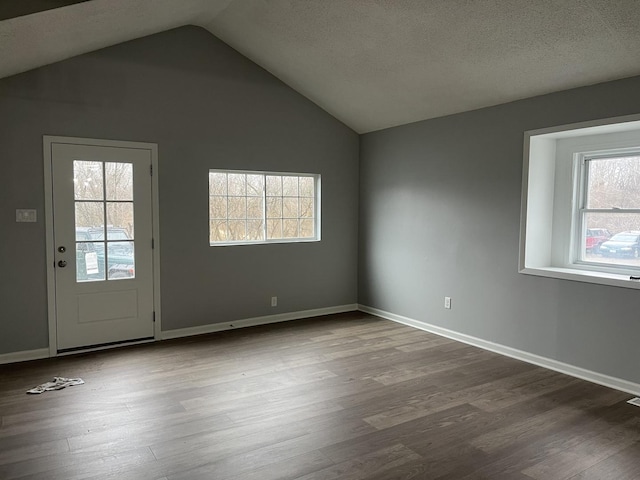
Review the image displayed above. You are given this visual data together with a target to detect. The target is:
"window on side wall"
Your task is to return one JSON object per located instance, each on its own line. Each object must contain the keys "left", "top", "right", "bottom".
{"left": 209, "top": 170, "right": 320, "bottom": 245}
{"left": 520, "top": 114, "right": 640, "bottom": 289}
{"left": 576, "top": 152, "right": 640, "bottom": 268}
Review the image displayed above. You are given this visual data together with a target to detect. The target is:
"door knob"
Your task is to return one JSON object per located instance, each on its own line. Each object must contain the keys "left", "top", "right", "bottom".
{"left": 58, "top": 260, "right": 67, "bottom": 268}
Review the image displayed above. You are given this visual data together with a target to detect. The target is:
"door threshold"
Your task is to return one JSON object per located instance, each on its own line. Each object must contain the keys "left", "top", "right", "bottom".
{"left": 57, "top": 337, "right": 154, "bottom": 356}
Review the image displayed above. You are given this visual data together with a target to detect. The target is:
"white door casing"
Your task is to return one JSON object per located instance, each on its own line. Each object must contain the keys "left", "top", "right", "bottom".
{"left": 44, "top": 137, "right": 161, "bottom": 353}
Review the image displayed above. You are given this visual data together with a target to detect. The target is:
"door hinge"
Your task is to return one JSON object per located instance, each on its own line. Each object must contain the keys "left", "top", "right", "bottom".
{"left": 150, "top": 164, "right": 153, "bottom": 176}
{"left": 153, "top": 311, "right": 156, "bottom": 323}
{"left": 152, "top": 238, "right": 155, "bottom": 249}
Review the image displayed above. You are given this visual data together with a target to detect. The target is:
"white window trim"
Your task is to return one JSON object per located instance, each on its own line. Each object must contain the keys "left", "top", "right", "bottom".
{"left": 209, "top": 169, "right": 321, "bottom": 246}
{"left": 520, "top": 113, "right": 640, "bottom": 290}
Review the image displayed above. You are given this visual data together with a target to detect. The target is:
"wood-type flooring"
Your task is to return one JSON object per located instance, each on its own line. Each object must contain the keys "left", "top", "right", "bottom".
{"left": 1, "top": 312, "right": 639, "bottom": 479}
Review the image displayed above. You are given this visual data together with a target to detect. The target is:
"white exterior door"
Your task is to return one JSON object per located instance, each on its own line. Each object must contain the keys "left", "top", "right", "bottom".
{"left": 48, "top": 140, "right": 155, "bottom": 351}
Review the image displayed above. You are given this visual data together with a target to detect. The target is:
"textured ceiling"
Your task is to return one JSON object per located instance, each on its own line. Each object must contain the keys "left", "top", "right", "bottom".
{"left": 2, "top": 1, "right": 640, "bottom": 133}
{"left": 0, "top": 0, "right": 91, "bottom": 21}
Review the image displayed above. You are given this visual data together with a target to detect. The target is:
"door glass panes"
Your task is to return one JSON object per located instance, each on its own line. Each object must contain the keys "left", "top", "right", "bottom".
{"left": 73, "top": 161, "right": 135, "bottom": 282}
{"left": 105, "top": 163, "right": 133, "bottom": 200}
{"left": 75, "top": 203, "right": 104, "bottom": 239}
{"left": 75, "top": 242, "right": 105, "bottom": 281}
{"left": 74, "top": 161, "right": 103, "bottom": 200}
{"left": 107, "top": 242, "right": 136, "bottom": 279}
{"left": 106, "top": 202, "right": 134, "bottom": 239}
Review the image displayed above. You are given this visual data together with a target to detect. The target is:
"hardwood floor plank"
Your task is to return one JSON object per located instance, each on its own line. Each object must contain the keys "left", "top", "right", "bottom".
{"left": 67, "top": 411, "right": 234, "bottom": 453}
{"left": 295, "top": 444, "right": 422, "bottom": 480}
{"left": 454, "top": 401, "right": 637, "bottom": 479}
{"left": 224, "top": 398, "right": 343, "bottom": 425}
{"left": 470, "top": 385, "right": 630, "bottom": 454}
{"left": 522, "top": 417, "right": 640, "bottom": 480}
{"left": 0, "top": 437, "right": 69, "bottom": 466}
{"left": 164, "top": 416, "right": 374, "bottom": 480}
{"left": 320, "top": 403, "right": 484, "bottom": 465}
{"left": 568, "top": 440, "right": 640, "bottom": 480}
{"left": 0, "top": 312, "right": 637, "bottom": 479}
{"left": 394, "top": 335, "right": 457, "bottom": 352}
{"left": 468, "top": 370, "right": 578, "bottom": 412}
{"left": 376, "top": 443, "right": 492, "bottom": 480}
{"left": 356, "top": 364, "right": 551, "bottom": 431}
{"left": 368, "top": 348, "right": 495, "bottom": 386}
{"left": 0, "top": 446, "right": 156, "bottom": 480}
{"left": 224, "top": 450, "right": 334, "bottom": 480}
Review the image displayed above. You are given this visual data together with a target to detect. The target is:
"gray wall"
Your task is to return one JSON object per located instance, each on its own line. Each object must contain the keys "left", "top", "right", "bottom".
{"left": 0, "top": 26, "right": 359, "bottom": 354}
{"left": 359, "top": 76, "right": 640, "bottom": 385}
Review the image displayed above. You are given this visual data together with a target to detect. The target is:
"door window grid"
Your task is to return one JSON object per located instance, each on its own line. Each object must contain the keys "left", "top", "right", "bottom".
{"left": 73, "top": 161, "right": 135, "bottom": 281}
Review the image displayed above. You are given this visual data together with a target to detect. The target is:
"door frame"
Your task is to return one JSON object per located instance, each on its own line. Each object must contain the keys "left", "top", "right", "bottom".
{"left": 43, "top": 136, "right": 162, "bottom": 356}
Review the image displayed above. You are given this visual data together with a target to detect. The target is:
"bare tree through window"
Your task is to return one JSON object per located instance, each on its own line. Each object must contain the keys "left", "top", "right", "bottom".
{"left": 209, "top": 170, "right": 318, "bottom": 244}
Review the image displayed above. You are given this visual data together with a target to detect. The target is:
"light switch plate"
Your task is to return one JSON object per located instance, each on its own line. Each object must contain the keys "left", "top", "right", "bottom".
{"left": 16, "top": 209, "right": 37, "bottom": 222}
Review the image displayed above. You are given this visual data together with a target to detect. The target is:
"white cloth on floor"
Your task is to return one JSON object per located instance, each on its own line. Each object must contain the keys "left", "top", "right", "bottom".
{"left": 27, "top": 377, "right": 84, "bottom": 394}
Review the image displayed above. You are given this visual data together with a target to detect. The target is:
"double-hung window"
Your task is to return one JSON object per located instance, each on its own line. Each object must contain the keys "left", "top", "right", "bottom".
{"left": 209, "top": 170, "right": 320, "bottom": 245}
{"left": 576, "top": 152, "right": 640, "bottom": 269}
{"left": 520, "top": 114, "right": 640, "bottom": 288}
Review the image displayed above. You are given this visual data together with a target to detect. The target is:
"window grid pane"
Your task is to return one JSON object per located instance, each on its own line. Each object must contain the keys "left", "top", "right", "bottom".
{"left": 210, "top": 171, "right": 316, "bottom": 244}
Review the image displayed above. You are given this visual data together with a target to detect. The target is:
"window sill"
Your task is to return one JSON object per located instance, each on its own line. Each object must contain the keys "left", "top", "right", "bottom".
{"left": 520, "top": 266, "right": 640, "bottom": 290}
{"left": 210, "top": 238, "right": 320, "bottom": 247}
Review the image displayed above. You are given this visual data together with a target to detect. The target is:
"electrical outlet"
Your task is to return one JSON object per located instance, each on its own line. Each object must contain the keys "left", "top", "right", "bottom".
{"left": 444, "top": 296, "right": 451, "bottom": 309}
{"left": 271, "top": 296, "right": 278, "bottom": 307}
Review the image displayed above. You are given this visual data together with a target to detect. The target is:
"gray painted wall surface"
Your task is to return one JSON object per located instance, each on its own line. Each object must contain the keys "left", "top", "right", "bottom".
{"left": 0, "top": 26, "right": 359, "bottom": 355}
{"left": 359, "top": 76, "right": 640, "bottom": 384}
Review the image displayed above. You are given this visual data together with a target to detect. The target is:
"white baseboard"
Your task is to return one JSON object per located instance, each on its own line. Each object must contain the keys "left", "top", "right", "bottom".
{"left": 0, "top": 348, "right": 50, "bottom": 365}
{"left": 358, "top": 304, "right": 640, "bottom": 397}
{"left": 0, "top": 305, "right": 358, "bottom": 365}
{"left": 162, "top": 304, "right": 359, "bottom": 340}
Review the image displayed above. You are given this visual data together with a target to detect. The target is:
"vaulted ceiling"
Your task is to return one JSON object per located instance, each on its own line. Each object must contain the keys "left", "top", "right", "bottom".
{"left": 2, "top": 0, "right": 640, "bottom": 133}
